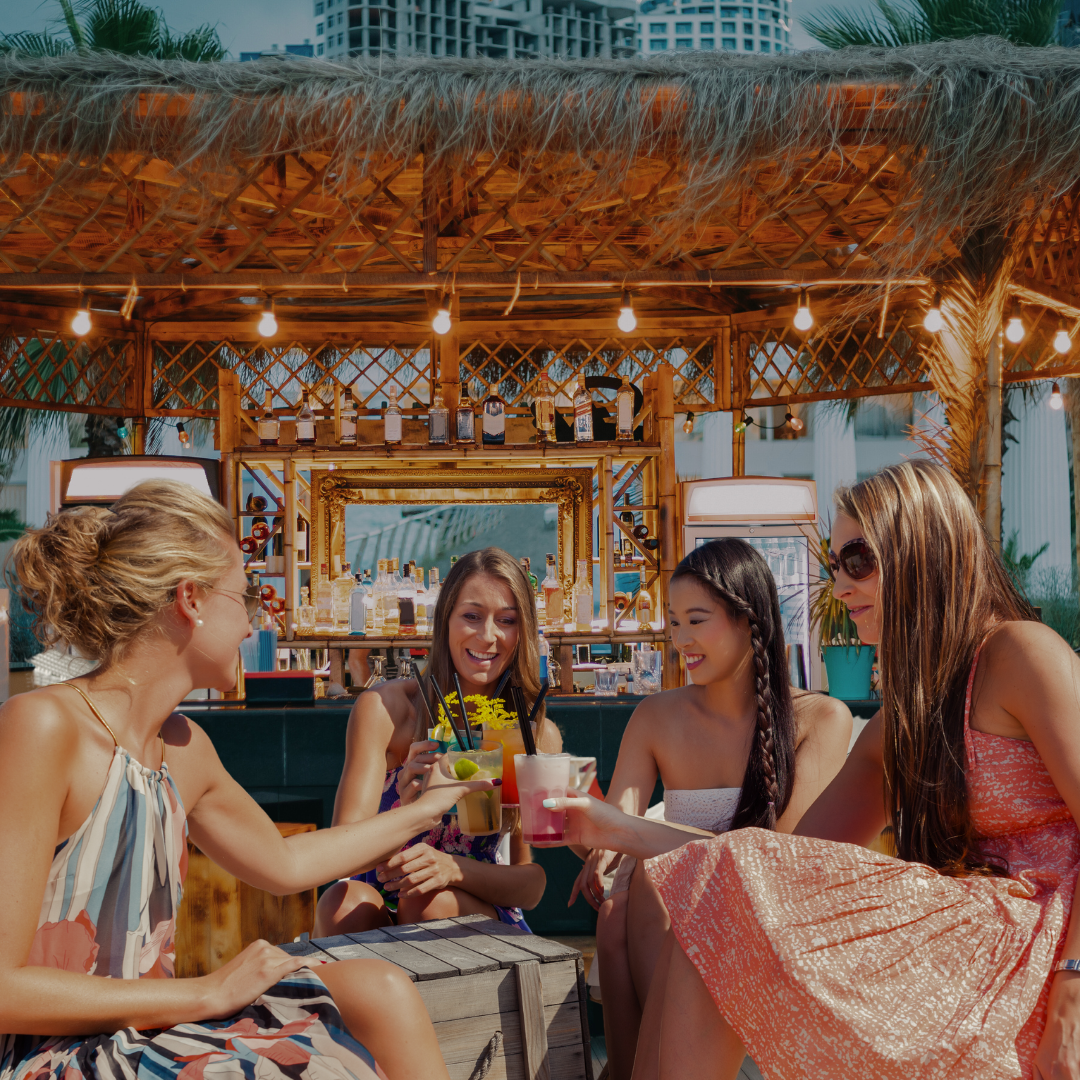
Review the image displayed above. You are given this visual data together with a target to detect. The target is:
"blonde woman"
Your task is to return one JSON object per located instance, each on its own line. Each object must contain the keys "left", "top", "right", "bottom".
{"left": 0, "top": 481, "right": 496, "bottom": 1080}
{"left": 314, "top": 547, "right": 561, "bottom": 937}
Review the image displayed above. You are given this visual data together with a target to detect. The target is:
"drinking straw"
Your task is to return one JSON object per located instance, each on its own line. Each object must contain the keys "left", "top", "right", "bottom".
{"left": 414, "top": 674, "right": 436, "bottom": 728}
{"left": 526, "top": 683, "right": 548, "bottom": 731}
{"left": 493, "top": 668, "right": 513, "bottom": 704}
{"left": 431, "top": 677, "right": 468, "bottom": 751}
{"left": 511, "top": 686, "right": 538, "bottom": 755}
{"left": 452, "top": 673, "right": 475, "bottom": 750}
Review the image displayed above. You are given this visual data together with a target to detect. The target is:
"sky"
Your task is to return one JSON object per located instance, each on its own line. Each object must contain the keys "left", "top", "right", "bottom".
{"left": 0, "top": 0, "right": 846, "bottom": 54}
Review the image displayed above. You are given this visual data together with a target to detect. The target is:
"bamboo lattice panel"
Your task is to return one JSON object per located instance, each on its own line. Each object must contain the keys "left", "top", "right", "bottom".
{"left": 736, "top": 308, "right": 931, "bottom": 407}
{"left": 1003, "top": 304, "right": 1080, "bottom": 383}
{"left": 0, "top": 325, "right": 131, "bottom": 411}
{"left": 1018, "top": 187, "right": 1080, "bottom": 306}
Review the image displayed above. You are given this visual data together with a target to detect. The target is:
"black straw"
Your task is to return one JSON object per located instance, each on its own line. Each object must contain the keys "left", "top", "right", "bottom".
{"left": 431, "top": 677, "right": 468, "bottom": 751}
{"left": 526, "top": 683, "right": 548, "bottom": 732}
{"left": 512, "top": 686, "right": 538, "bottom": 755}
{"left": 493, "top": 668, "right": 513, "bottom": 705}
{"left": 452, "top": 673, "right": 475, "bottom": 750}
{"left": 414, "top": 674, "right": 436, "bottom": 728}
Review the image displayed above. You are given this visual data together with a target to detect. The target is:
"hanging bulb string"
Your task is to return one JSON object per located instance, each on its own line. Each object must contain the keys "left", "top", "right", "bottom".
{"left": 734, "top": 413, "right": 804, "bottom": 433}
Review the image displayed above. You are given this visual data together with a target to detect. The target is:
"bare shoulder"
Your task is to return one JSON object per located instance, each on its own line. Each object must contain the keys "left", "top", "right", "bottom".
{"left": 0, "top": 685, "right": 87, "bottom": 756}
{"left": 982, "top": 619, "right": 1075, "bottom": 672}
{"left": 792, "top": 689, "right": 853, "bottom": 747}
{"left": 351, "top": 679, "right": 414, "bottom": 729}
{"left": 628, "top": 685, "right": 695, "bottom": 730}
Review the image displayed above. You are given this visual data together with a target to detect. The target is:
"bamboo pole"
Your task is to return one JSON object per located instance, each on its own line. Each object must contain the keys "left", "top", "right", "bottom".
{"left": 283, "top": 458, "right": 296, "bottom": 643}
{"left": 983, "top": 332, "right": 1003, "bottom": 551}
{"left": 656, "top": 363, "right": 679, "bottom": 691}
{"left": 731, "top": 330, "right": 746, "bottom": 476}
{"left": 601, "top": 454, "right": 615, "bottom": 633}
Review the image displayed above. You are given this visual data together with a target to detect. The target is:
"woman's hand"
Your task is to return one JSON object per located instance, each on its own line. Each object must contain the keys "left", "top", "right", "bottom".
{"left": 413, "top": 754, "right": 500, "bottom": 827}
{"left": 376, "top": 843, "right": 463, "bottom": 899}
{"left": 541, "top": 793, "right": 636, "bottom": 852}
{"left": 199, "top": 940, "right": 312, "bottom": 1020}
{"left": 1035, "top": 972, "right": 1080, "bottom": 1079}
{"left": 396, "top": 740, "right": 441, "bottom": 806}
{"left": 569, "top": 847, "right": 622, "bottom": 910}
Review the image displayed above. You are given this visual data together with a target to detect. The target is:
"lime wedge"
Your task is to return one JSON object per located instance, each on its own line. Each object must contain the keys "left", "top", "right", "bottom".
{"left": 454, "top": 758, "right": 480, "bottom": 781}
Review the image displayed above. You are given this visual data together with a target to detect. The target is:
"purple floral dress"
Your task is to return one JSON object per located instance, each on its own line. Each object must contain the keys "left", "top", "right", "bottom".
{"left": 351, "top": 767, "right": 530, "bottom": 931}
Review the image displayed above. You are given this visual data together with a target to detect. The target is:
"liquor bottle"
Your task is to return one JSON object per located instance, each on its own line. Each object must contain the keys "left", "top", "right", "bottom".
{"left": 620, "top": 505, "right": 636, "bottom": 565}
{"left": 535, "top": 371, "right": 556, "bottom": 444}
{"left": 455, "top": 383, "right": 476, "bottom": 445}
{"left": 384, "top": 389, "right": 403, "bottom": 446}
{"left": 520, "top": 557, "right": 538, "bottom": 592}
{"left": 349, "top": 573, "right": 366, "bottom": 634}
{"left": 482, "top": 382, "right": 506, "bottom": 446}
{"left": 266, "top": 529, "right": 285, "bottom": 575}
{"left": 296, "top": 391, "right": 317, "bottom": 445}
{"left": 414, "top": 567, "right": 429, "bottom": 636}
{"left": 635, "top": 567, "right": 653, "bottom": 630}
{"left": 297, "top": 586, "right": 315, "bottom": 633}
{"left": 363, "top": 568, "right": 376, "bottom": 632}
{"left": 339, "top": 385, "right": 358, "bottom": 446}
{"left": 573, "top": 559, "right": 593, "bottom": 631}
{"left": 295, "top": 512, "right": 309, "bottom": 563}
{"left": 426, "top": 567, "right": 441, "bottom": 624}
{"left": 383, "top": 559, "right": 401, "bottom": 634}
{"left": 315, "top": 565, "right": 334, "bottom": 630}
{"left": 398, "top": 567, "right": 417, "bottom": 637}
{"left": 258, "top": 388, "right": 279, "bottom": 445}
{"left": 332, "top": 558, "right": 353, "bottom": 631}
{"left": 616, "top": 374, "right": 635, "bottom": 441}
{"left": 542, "top": 553, "right": 563, "bottom": 629}
{"left": 539, "top": 632, "right": 550, "bottom": 687}
{"left": 371, "top": 559, "right": 387, "bottom": 634}
{"left": 573, "top": 380, "right": 594, "bottom": 443}
{"left": 429, "top": 390, "right": 450, "bottom": 446}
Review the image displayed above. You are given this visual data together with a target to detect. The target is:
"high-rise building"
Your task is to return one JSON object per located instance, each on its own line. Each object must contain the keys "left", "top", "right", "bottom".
{"left": 634, "top": 0, "right": 791, "bottom": 55}
{"left": 240, "top": 42, "right": 315, "bottom": 60}
{"left": 313, "top": 0, "right": 634, "bottom": 59}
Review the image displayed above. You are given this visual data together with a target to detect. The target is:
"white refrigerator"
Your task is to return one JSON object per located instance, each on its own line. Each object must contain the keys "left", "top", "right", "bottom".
{"left": 679, "top": 477, "right": 820, "bottom": 690}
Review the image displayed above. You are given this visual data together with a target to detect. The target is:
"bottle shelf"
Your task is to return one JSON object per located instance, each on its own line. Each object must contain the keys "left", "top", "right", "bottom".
{"left": 284, "top": 630, "right": 667, "bottom": 648}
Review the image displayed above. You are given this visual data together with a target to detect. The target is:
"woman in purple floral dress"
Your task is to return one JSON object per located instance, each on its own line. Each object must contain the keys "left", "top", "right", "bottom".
{"left": 314, "top": 548, "right": 561, "bottom": 935}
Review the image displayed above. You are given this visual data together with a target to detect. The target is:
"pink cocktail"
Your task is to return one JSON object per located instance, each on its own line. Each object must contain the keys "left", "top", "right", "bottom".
{"left": 516, "top": 753, "right": 571, "bottom": 846}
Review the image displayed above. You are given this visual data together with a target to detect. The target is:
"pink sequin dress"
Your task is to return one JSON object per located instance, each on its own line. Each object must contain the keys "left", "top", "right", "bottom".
{"left": 647, "top": 642, "right": 1080, "bottom": 1079}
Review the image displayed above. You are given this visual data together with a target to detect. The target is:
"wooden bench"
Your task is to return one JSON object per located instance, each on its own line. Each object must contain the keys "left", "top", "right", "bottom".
{"left": 280, "top": 914, "right": 594, "bottom": 1080}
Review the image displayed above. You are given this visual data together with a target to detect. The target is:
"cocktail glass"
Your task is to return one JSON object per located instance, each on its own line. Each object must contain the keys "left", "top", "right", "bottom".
{"left": 481, "top": 722, "right": 536, "bottom": 805}
{"left": 516, "top": 752, "right": 571, "bottom": 846}
{"left": 446, "top": 745, "right": 503, "bottom": 835}
{"left": 632, "top": 649, "right": 662, "bottom": 695}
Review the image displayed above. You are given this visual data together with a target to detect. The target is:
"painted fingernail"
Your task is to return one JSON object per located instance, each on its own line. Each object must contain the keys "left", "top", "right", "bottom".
{"left": 543, "top": 798, "right": 557, "bottom": 808}
{"left": 492, "top": 779, "right": 503, "bottom": 787}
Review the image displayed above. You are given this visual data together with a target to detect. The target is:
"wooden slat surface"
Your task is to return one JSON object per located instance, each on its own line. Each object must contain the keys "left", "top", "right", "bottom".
{"left": 423, "top": 919, "right": 539, "bottom": 967}
{"left": 516, "top": 960, "right": 551, "bottom": 1080}
{"left": 382, "top": 923, "right": 501, "bottom": 975}
{"left": 310, "top": 933, "right": 391, "bottom": 965}
{"left": 433, "top": 1001, "right": 582, "bottom": 1063}
{"left": 445, "top": 1044, "right": 587, "bottom": 1080}
{"left": 346, "top": 927, "right": 459, "bottom": 981}
{"left": 466, "top": 919, "right": 582, "bottom": 962}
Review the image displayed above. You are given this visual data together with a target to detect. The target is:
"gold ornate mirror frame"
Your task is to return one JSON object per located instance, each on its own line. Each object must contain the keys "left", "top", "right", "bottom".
{"left": 309, "top": 467, "right": 593, "bottom": 602}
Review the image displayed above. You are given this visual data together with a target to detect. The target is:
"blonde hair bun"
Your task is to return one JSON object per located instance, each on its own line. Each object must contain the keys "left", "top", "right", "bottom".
{"left": 12, "top": 479, "right": 236, "bottom": 668}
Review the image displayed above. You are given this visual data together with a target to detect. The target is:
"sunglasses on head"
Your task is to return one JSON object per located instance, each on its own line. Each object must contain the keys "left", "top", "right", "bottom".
{"left": 211, "top": 586, "right": 263, "bottom": 620}
{"left": 827, "top": 537, "right": 877, "bottom": 581}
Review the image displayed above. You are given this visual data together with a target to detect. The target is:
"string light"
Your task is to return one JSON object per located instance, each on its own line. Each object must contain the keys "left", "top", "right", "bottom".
{"left": 116, "top": 422, "right": 129, "bottom": 439}
{"left": 258, "top": 297, "right": 277, "bottom": 338}
{"left": 682, "top": 411, "right": 695, "bottom": 435}
{"left": 1050, "top": 382, "right": 1064, "bottom": 411}
{"left": 1005, "top": 303, "right": 1025, "bottom": 344}
{"left": 71, "top": 295, "right": 92, "bottom": 337}
{"left": 793, "top": 289, "right": 813, "bottom": 332}
{"left": 177, "top": 422, "right": 190, "bottom": 448}
{"left": 432, "top": 296, "right": 452, "bottom": 335}
{"left": 1054, "top": 320, "right": 1072, "bottom": 355}
{"left": 786, "top": 411, "right": 805, "bottom": 433}
{"left": 617, "top": 290, "right": 637, "bottom": 333}
{"left": 734, "top": 416, "right": 748, "bottom": 434}
{"left": 923, "top": 291, "right": 943, "bottom": 333}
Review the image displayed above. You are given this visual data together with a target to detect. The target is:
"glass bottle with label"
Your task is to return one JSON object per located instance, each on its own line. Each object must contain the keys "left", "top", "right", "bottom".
{"left": 315, "top": 565, "right": 334, "bottom": 630}
{"left": 339, "top": 386, "right": 358, "bottom": 446}
{"left": 384, "top": 389, "right": 403, "bottom": 446}
{"left": 573, "top": 558, "right": 593, "bottom": 631}
{"left": 520, "top": 557, "right": 538, "bottom": 592}
{"left": 635, "top": 567, "right": 653, "bottom": 630}
{"left": 539, "top": 631, "right": 550, "bottom": 687}
{"left": 482, "top": 383, "right": 506, "bottom": 446}
{"left": 349, "top": 573, "right": 366, "bottom": 634}
{"left": 616, "top": 374, "right": 635, "bottom": 441}
{"left": 383, "top": 559, "right": 401, "bottom": 634}
{"left": 535, "top": 371, "right": 556, "bottom": 444}
{"left": 456, "top": 383, "right": 476, "bottom": 445}
{"left": 573, "top": 380, "right": 594, "bottom": 443}
{"left": 295, "top": 512, "right": 308, "bottom": 563}
{"left": 542, "top": 553, "right": 563, "bottom": 629}
{"left": 429, "top": 390, "right": 449, "bottom": 445}
{"left": 414, "top": 567, "right": 429, "bottom": 635}
{"left": 332, "top": 558, "right": 353, "bottom": 631}
{"left": 397, "top": 568, "right": 417, "bottom": 637}
{"left": 363, "top": 568, "right": 376, "bottom": 633}
{"left": 371, "top": 559, "right": 387, "bottom": 633}
{"left": 296, "top": 391, "right": 317, "bottom": 445}
{"left": 258, "top": 388, "right": 279, "bottom": 445}
{"left": 426, "top": 567, "right": 441, "bottom": 623}
{"left": 297, "top": 586, "right": 315, "bottom": 633}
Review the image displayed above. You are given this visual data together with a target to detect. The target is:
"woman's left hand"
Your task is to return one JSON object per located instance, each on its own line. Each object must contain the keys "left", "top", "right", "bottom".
{"left": 396, "top": 740, "right": 441, "bottom": 806}
{"left": 1035, "top": 972, "right": 1080, "bottom": 1079}
{"left": 375, "top": 843, "right": 463, "bottom": 899}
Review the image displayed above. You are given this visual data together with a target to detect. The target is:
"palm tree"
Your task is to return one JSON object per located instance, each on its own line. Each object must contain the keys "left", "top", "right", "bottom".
{"left": 803, "top": 0, "right": 1063, "bottom": 50}
{"left": 1, "top": 0, "right": 226, "bottom": 61}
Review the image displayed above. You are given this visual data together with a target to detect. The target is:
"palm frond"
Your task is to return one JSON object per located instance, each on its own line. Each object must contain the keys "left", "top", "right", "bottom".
{"left": 159, "top": 24, "right": 226, "bottom": 62}
{"left": 0, "top": 31, "right": 73, "bottom": 56}
{"left": 58, "top": 0, "right": 86, "bottom": 49}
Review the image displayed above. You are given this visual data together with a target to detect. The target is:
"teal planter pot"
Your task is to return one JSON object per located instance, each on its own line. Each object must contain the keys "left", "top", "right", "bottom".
{"left": 823, "top": 645, "right": 875, "bottom": 700}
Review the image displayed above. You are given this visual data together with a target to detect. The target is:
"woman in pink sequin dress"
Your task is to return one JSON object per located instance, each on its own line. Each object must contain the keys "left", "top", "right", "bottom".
{"left": 548, "top": 460, "right": 1080, "bottom": 1079}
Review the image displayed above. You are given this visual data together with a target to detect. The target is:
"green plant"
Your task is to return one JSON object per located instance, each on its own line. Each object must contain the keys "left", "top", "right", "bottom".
{"left": 1029, "top": 567, "right": 1080, "bottom": 648}
{"left": 809, "top": 536, "right": 863, "bottom": 649}
{"left": 1001, "top": 530, "right": 1049, "bottom": 595}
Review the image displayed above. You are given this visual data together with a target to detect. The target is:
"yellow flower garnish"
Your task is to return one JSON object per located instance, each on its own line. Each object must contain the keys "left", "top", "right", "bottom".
{"left": 432, "top": 692, "right": 519, "bottom": 738}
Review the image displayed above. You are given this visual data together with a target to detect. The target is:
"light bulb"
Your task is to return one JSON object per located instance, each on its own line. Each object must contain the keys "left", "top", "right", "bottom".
{"left": 1050, "top": 382, "right": 1064, "bottom": 411}
{"left": 71, "top": 308, "right": 92, "bottom": 336}
{"left": 786, "top": 411, "right": 805, "bottom": 433}
{"left": 258, "top": 306, "right": 277, "bottom": 337}
{"left": 733, "top": 418, "right": 748, "bottom": 434}
{"left": 1055, "top": 328, "right": 1072, "bottom": 354}
{"left": 923, "top": 291, "right": 943, "bottom": 333}
{"left": 793, "top": 290, "right": 812, "bottom": 331}
{"left": 618, "top": 290, "right": 636, "bottom": 333}
{"left": 682, "top": 411, "right": 695, "bottom": 435}
{"left": 177, "top": 422, "right": 190, "bottom": 448}
{"left": 1005, "top": 304, "right": 1024, "bottom": 344}
{"left": 116, "top": 423, "right": 129, "bottom": 439}
{"left": 432, "top": 307, "right": 452, "bottom": 335}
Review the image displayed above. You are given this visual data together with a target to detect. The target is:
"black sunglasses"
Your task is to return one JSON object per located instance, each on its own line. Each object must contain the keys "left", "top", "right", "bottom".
{"left": 827, "top": 538, "right": 877, "bottom": 581}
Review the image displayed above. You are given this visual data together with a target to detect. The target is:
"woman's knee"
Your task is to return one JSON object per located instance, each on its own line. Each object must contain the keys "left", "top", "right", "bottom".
{"left": 313, "top": 879, "right": 389, "bottom": 936}
{"left": 395, "top": 888, "right": 461, "bottom": 924}
{"left": 597, "top": 891, "right": 629, "bottom": 955}
{"left": 322, "top": 958, "right": 423, "bottom": 1020}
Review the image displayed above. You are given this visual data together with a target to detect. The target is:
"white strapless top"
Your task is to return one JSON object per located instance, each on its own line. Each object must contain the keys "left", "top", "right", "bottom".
{"left": 663, "top": 787, "right": 742, "bottom": 834}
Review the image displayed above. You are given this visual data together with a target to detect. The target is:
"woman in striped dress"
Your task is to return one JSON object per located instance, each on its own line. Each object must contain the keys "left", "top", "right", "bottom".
{"left": 0, "top": 479, "right": 496, "bottom": 1080}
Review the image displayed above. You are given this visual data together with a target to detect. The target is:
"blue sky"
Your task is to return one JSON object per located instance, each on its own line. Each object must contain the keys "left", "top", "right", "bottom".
{"left": 0, "top": 0, "right": 844, "bottom": 54}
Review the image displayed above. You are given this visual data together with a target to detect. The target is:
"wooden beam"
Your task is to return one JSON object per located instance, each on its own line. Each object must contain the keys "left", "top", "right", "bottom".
{"left": 1009, "top": 281, "right": 1080, "bottom": 318}
{"left": 0, "top": 298, "right": 137, "bottom": 335}
{"left": 139, "top": 289, "right": 253, "bottom": 321}
{"left": 644, "top": 286, "right": 737, "bottom": 316}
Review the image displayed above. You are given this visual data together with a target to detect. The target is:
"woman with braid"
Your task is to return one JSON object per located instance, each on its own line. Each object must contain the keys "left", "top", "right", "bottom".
{"left": 568, "top": 538, "right": 852, "bottom": 1080}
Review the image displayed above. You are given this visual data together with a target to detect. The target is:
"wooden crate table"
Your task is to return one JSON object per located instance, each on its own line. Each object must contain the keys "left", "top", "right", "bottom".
{"left": 279, "top": 914, "right": 593, "bottom": 1080}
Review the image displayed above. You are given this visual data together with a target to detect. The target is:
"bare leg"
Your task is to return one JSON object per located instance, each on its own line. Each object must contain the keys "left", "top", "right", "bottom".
{"left": 626, "top": 858, "right": 672, "bottom": 1005}
{"left": 395, "top": 886, "right": 498, "bottom": 924}
{"left": 314, "top": 880, "right": 393, "bottom": 937}
{"left": 596, "top": 891, "right": 641, "bottom": 1080}
{"left": 633, "top": 931, "right": 745, "bottom": 1080}
{"left": 318, "top": 958, "right": 450, "bottom": 1080}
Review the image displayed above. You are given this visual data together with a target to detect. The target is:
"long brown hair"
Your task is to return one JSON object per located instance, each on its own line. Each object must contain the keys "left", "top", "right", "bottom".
{"left": 835, "top": 460, "right": 1035, "bottom": 875}
{"left": 671, "top": 538, "right": 796, "bottom": 830}
{"left": 428, "top": 547, "right": 545, "bottom": 723}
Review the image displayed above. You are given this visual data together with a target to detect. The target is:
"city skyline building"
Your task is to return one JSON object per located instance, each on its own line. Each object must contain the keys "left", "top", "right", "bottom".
{"left": 633, "top": 0, "right": 791, "bottom": 55}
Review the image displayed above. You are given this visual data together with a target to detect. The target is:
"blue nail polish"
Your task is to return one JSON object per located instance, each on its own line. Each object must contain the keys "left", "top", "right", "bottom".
{"left": 492, "top": 778, "right": 503, "bottom": 787}
{"left": 542, "top": 798, "right": 557, "bottom": 809}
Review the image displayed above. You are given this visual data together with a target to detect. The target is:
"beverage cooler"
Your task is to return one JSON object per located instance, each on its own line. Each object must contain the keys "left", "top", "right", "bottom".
{"left": 678, "top": 477, "right": 821, "bottom": 690}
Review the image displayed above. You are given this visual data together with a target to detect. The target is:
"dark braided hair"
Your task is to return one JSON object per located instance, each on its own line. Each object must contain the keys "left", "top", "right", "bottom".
{"left": 671, "top": 539, "right": 797, "bottom": 831}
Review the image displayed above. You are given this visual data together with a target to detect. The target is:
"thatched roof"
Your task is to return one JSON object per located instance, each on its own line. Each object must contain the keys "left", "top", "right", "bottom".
{"left": 4, "top": 40, "right": 1080, "bottom": 276}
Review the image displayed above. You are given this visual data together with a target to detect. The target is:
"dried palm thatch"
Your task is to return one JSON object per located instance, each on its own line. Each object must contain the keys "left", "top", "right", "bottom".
{"left": 3, "top": 39, "right": 1080, "bottom": 278}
